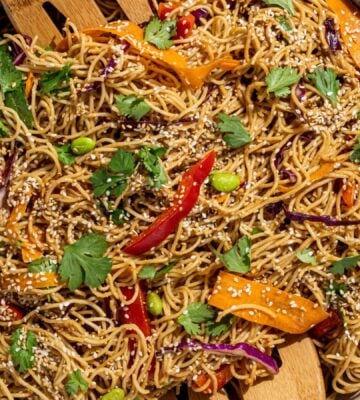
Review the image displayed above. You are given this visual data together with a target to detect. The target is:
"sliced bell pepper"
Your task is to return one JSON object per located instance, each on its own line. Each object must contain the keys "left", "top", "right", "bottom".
{"left": 208, "top": 271, "right": 329, "bottom": 334}
{"left": 342, "top": 180, "right": 356, "bottom": 207}
{"left": 326, "top": 0, "right": 360, "bottom": 68}
{"left": 158, "top": 2, "right": 181, "bottom": 20}
{"left": 175, "top": 15, "right": 196, "bottom": 39}
{"left": 192, "top": 365, "right": 232, "bottom": 394}
{"left": 82, "top": 22, "right": 239, "bottom": 89}
{"left": 0, "top": 302, "right": 24, "bottom": 321}
{"left": 25, "top": 72, "right": 35, "bottom": 98}
{"left": 1, "top": 272, "right": 60, "bottom": 291}
{"left": 118, "top": 285, "right": 152, "bottom": 337}
{"left": 310, "top": 309, "right": 342, "bottom": 339}
{"left": 123, "top": 150, "right": 215, "bottom": 255}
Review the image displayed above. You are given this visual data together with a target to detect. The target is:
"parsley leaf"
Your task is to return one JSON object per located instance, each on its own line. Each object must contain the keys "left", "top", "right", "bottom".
{"left": 144, "top": 17, "right": 177, "bottom": 50}
{"left": 220, "top": 236, "right": 251, "bottom": 274}
{"left": 55, "top": 143, "right": 76, "bottom": 165}
{"left": 9, "top": 328, "right": 37, "bottom": 373}
{"left": 115, "top": 94, "right": 151, "bottom": 121}
{"left": 262, "top": 0, "right": 295, "bottom": 15}
{"left": 138, "top": 146, "right": 168, "bottom": 188}
{"left": 205, "top": 314, "right": 234, "bottom": 337}
{"left": 0, "top": 120, "right": 8, "bottom": 137}
{"left": 138, "top": 261, "right": 176, "bottom": 280}
{"left": 349, "top": 136, "right": 360, "bottom": 164}
{"left": 90, "top": 150, "right": 135, "bottom": 198}
{"left": 330, "top": 254, "right": 360, "bottom": 275}
{"left": 266, "top": 67, "right": 300, "bottom": 97}
{"left": 307, "top": 67, "right": 340, "bottom": 106}
{"left": 40, "top": 63, "right": 72, "bottom": 94}
{"left": 295, "top": 248, "right": 316, "bottom": 265}
{"left": 65, "top": 369, "right": 88, "bottom": 397}
{"left": 177, "top": 303, "right": 217, "bottom": 336}
{"left": 217, "top": 113, "right": 252, "bottom": 149}
{"left": 28, "top": 257, "right": 58, "bottom": 273}
{"left": 278, "top": 16, "right": 292, "bottom": 32}
{"left": 59, "top": 233, "right": 112, "bottom": 291}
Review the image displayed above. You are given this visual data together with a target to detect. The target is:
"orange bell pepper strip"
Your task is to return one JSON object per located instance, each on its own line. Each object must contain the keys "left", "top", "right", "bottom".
{"left": 342, "top": 180, "right": 356, "bottom": 207}
{"left": 193, "top": 365, "right": 232, "bottom": 394}
{"left": 208, "top": 271, "right": 329, "bottom": 334}
{"left": 1, "top": 272, "right": 60, "bottom": 291}
{"left": 326, "top": 0, "right": 360, "bottom": 68}
{"left": 25, "top": 72, "right": 35, "bottom": 98}
{"left": 82, "top": 21, "right": 240, "bottom": 89}
{"left": 21, "top": 225, "right": 45, "bottom": 263}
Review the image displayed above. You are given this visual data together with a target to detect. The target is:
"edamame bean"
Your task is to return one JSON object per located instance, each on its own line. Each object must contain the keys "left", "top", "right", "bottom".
{"left": 210, "top": 172, "right": 240, "bottom": 192}
{"left": 71, "top": 137, "right": 96, "bottom": 155}
{"left": 101, "top": 388, "right": 125, "bottom": 400}
{"left": 146, "top": 292, "right": 163, "bottom": 316}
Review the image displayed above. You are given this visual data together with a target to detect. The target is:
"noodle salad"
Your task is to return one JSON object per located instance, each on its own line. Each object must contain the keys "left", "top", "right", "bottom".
{"left": 0, "top": 0, "right": 359, "bottom": 399}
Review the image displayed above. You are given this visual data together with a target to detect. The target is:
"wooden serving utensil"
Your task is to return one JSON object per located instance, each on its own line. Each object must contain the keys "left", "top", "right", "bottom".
{"left": 0, "top": 0, "right": 153, "bottom": 45}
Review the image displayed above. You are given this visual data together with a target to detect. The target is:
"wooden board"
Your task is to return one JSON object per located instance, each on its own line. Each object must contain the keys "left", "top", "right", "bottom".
{"left": 116, "top": 0, "right": 153, "bottom": 24}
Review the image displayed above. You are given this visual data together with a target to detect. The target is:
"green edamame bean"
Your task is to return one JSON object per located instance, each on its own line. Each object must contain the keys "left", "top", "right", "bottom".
{"left": 210, "top": 172, "right": 240, "bottom": 192}
{"left": 146, "top": 292, "right": 163, "bottom": 316}
{"left": 101, "top": 388, "right": 125, "bottom": 400}
{"left": 71, "top": 137, "right": 96, "bottom": 155}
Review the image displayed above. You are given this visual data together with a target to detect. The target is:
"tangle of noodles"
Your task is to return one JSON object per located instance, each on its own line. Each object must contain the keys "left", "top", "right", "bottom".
{"left": 0, "top": 0, "right": 359, "bottom": 399}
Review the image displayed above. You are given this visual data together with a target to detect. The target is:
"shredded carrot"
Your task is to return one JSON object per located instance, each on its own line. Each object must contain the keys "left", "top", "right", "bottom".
{"left": 208, "top": 271, "right": 329, "bottom": 334}
{"left": 342, "top": 180, "right": 356, "bottom": 208}
{"left": 25, "top": 72, "right": 35, "bottom": 98}
{"left": 78, "top": 21, "right": 240, "bottom": 89}
{"left": 193, "top": 365, "right": 232, "bottom": 394}
{"left": 326, "top": 0, "right": 360, "bottom": 68}
{"left": 1, "top": 272, "right": 60, "bottom": 290}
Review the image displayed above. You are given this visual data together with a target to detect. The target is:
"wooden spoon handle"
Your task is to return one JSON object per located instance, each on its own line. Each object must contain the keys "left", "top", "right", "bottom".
{"left": 115, "top": 0, "right": 154, "bottom": 24}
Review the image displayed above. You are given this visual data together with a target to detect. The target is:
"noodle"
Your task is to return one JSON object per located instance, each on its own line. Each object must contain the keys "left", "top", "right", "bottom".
{"left": 0, "top": 0, "right": 359, "bottom": 398}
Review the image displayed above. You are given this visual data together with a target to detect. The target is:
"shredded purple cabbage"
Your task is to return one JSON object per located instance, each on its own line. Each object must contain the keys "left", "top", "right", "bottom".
{"left": 324, "top": 18, "right": 342, "bottom": 52}
{"left": 286, "top": 210, "right": 360, "bottom": 226}
{"left": 299, "top": 132, "right": 315, "bottom": 143}
{"left": 191, "top": 8, "right": 211, "bottom": 25}
{"left": 333, "top": 178, "right": 345, "bottom": 194}
{"left": 158, "top": 341, "right": 279, "bottom": 374}
{"left": 274, "top": 139, "right": 293, "bottom": 169}
{"left": 10, "top": 34, "right": 32, "bottom": 66}
{"left": 280, "top": 168, "right": 297, "bottom": 183}
{"left": 0, "top": 148, "right": 18, "bottom": 208}
{"left": 265, "top": 201, "right": 284, "bottom": 216}
{"left": 295, "top": 83, "right": 306, "bottom": 101}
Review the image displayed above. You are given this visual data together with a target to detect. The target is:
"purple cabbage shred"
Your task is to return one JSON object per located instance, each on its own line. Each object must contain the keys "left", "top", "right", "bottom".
{"left": 286, "top": 210, "right": 360, "bottom": 226}
{"left": 10, "top": 34, "right": 32, "bottom": 66}
{"left": 280, "top": 168, "right": 297, "bottom": 183}
{"left": 324, "top": 18, "right": 342, "bottom": 52}
{"left": 299, "top": 132, "right": 315, "bottom": 143}
{"left": 274, "top": 139, "right": 293, "bottom": 169}
{"left": 191, "top": 8, "right": 211, "bottom": 25}
{"left": 265, "top": 201, "right": 284, "bottom": 216}
{"left": 295, "top": 83, "right": 306, "bottom": 101}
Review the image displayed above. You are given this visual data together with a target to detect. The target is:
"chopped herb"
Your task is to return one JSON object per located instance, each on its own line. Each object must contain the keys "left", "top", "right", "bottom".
{"left": 266, "top": 67, "right": 300, "bottom": 97}
{"left": 138, "top": 261, "right": 176, "bottom": 280}
{"left": 278, "top": 16, "right": 292, "bottom": 31}
{"left": 144, "top": 17, "right": 177, "bottom": 49}
{"left": 58, "top": 233, "right": 112, "bottom": 291}
{"left": 111, "top": 207, "right": 127, "bottom": 225}
{"left": 220, "top": 236, "right": 251, "bottom": 274}
{"left": 307, "top": 67, "right": 340, "bottom": 106}
{"left": 28, "top": 257, "right": 58, "bottom": 273}
{"left": 251, "top": 228, "right": 264, "bottom": 235}
{"left": 177, "top": 303, "right": 216, "bottom": 335}
{"left": 262, "top": 0, "right": 295, "bottom": 15}
{"left": 55, "top": 143, "right": 76, "bottom": 166}
{"left": 0, "top": 120, "right": 8, "bottom": 137}
{"left": 115, "top": 94, "right": 151, "bottom": 121}
{"left": 326, "top": 281, "right": 349, "bottom": 297}
{"left": 205, "top": 314, "right": 234, "bottom": 337}
{"left": 65, "top": 369, "right": 88, "bottom": 397}
{"left": 357, "top": 111, "right": 360, "bottom": 120}
{"left": 39, "top": 63, "right": 72, "bottom": 94}
{"left": 9, "top": 328, "right": 37, "bottom": 373}
{"left": 295, "top": 248, "right": 316, "bottom": 265}
{"left": 138, "top": 146, "right": 168, "bottom": 188}
{"left": 91, "top": 149, "right": 135, "bottom": 198}
{"left": 349, "top": 136, "right": 360, "bottom": 164}
{"left": 217, "top": 113, "right": 252, "bottom": 149}
{"left": 4, "top": 87, "right": 33, "bottom": 128}
{"left": 330, "top": 254, "right": 360, "bottom": 275}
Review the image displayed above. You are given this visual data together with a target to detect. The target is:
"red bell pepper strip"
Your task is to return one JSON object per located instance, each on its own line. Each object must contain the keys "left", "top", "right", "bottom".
{"left": 0, "top": 301, "right": 24, "bottom": 321}
{"left": 158, "top": 2, "right": 181, "bottom": 20}
{"left": 123, "top": 150, "right": 216, "bottom": 255}
{"left": 193, "top": 365, "right": 232, "bottom": 394}
{"left": 118, "top": 285, "right": 152, "bottom": 337}
{"left": 310, "top": 309, "right": 342, "bottom": 339}
{"left": 176, "top": 15, "right": 196, "bottom": 39}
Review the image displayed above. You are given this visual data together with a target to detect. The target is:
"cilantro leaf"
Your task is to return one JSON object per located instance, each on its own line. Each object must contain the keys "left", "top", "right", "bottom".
{"left": 115, "top": 94, "right": 151, "bottom": 121}
{"left": 278, "top": 16, "right": 292, "bottom": 32}
{"left": 138, "top": 261, "right": 176, "bottom": 280}
{"left": 144, "top": 17, "right": 177, "bottom": 50}
{"left": 217, "top": 113, "right": 252, "bottom": 149}
{"left": 4, "top": 86, "right": 33, "bottom": 128}
{"left": 266, "top": 67, "right": 300, "bottom": 97}
{"left": 220, "top": 236, "right": 251, "bottom": 274}
{"left": 111, "top": 207, "right": 127, "bottom": 225}
{"left": 139, "top": 146, "right": 168, "bottom": 188}
{"left": 59, "top": 233, "right": 112, "bottom": 291}
{"left": 295, "top": 248, "right": 316, "bottom": 265}
{"left": 65, "top": 369, "right": 88, "bottom": 397}
{"left": 0, "top": 45, "right": 23, "bottom": 93}
{"left": 349, "top": 136, "right": 360, "bottom": 164}
{"left": 40, "top": 63, "right": 72, "bottom": 94}
{"left": 177, "top": 315, "right": 201, "bottom": 335}
{"left": 326, "top": 281, "right": 349, "bottom": 298}
{"left": 9, "top": 328, "right": 37, "bottom": 373}
{"left": 55, "top": 143, "right": 76, "bottom": 165}
{"left": 251, "top": 228, "right": 264, "bottom": 235}
{"left": 330, "top": 254, "right": 360, "bottom": 275}
{"left": 0, "top": 120, "right": 8, "bottom": 137}
{"left": 205, "top": 314, "right": 234, "bottom": 337}
{"left": 262, "top": 0, "right": 295, "bottom": 15}
{"left": 307, "top": 67, "right": 340, "bottom": 106}
{"left": 109, "top": 149, "right": 135, "bottom": 175}
{"left": 28, "top": 257, "right": 58, "bottom": 273}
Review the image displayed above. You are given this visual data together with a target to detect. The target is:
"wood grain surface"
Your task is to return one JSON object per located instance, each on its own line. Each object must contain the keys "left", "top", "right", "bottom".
{"left": 115, "top": 0, "right": 153, "bottom": 24}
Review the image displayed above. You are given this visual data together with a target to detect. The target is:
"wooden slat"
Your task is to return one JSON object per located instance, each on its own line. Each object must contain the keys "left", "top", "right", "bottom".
{"left": 188, "top": 388, "right": 230, "bottom": 400}
{"left": 116, "top": 0, "right": 153, "bottom": 24}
